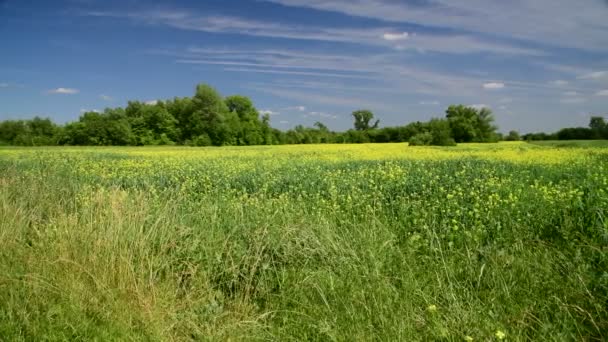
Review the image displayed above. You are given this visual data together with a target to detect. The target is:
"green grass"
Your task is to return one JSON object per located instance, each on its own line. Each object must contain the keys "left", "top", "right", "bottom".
{"left": 528, "top": 140, "right": 608, "bottom": 148}
{"left": 0, "top": 144, "right": 607, "bottom": 341}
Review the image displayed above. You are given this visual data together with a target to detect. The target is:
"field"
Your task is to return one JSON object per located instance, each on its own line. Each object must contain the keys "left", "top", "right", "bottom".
{"left": 528, "top": 140, "right": 608, "bottom": 148}
{"left": 1, "top": 142, "right": 607, "bottom": 341}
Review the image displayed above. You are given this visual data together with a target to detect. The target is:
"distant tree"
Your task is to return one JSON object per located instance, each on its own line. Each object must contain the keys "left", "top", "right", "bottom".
{"left": 476, "top": 108, "right": 499, "bottom": 142}
{"left": 225, "top": 95, "right": 268, "bottom": 145}
{"left": 446, "top": 105, "right": 497, "bottom": 143}
{"left": 0, "top": 117, "right": 60, "bottom": 146}
{"left": 126, "top": 101, "right": 179, "bottom": 145}
{"left": 165, "top": 97, "right": 195, "bottom": 143}
{"left": 427, "top": 118, "right": 456, "bottom": 146}
{"left": 352, "top": 110, "right": 379, "bottom": 131}
{"left": 505, "top": 130, "right": 521, "bottom": 141}
{"left": 408, "top": 118, "right": 455, "bottom": 146}
{"left": 190, "top": 84, "right": 235, "bottom": 146}
{"left": 589, "top": 116, "right": 607, "bottom": 139}
{"left": 556, "top": 127, "right": 594, "bottom": 140}
{"left": 63, "top": 109, "right": 132, "bottom": 145}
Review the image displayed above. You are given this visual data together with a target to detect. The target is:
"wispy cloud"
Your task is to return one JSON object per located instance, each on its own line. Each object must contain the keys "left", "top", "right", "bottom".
{"left": 260, "top": 0, "right": 608, "bottom": 51}
{"left": 419, "top": 100, "right": 440, "bottom": 106}
{"left": 483, "top": 82, "right": 505, "bottom": 90}
{"left": 221, "top": 67, "right": 375, "bottom": 80}
{"left": 100, "top": 94, "right": 113, "bottom": 101}
{"left": 578, "top": 71, "right": 608, "bottom": 80}
{"left": 306, "top": 111, "right": 338, "bottom": 119}
{"left": 48, "top": 87, "right": 79, "bottom": 94}
{"left": 250, "top": 86, "right": 393, "bottom": 111}
{"left": 145, "top": 100, "right": 158, "bottom": 105}
{"left": 550, "top": 80, "right": 569, "bottom": 86}
{"left": 85, "top": 10, "right": 543, "bottom": 55}
{"left": 285, "top": 105, "right": 307, "bottom": 111}
{"left": 596, "top": 89, "right": 608, "bottom": 96}
{"left": 80, "top": 108, "right": 99, "bottom": 113}
{"left": 470, "top": 104, "right": 490, "bottom": 110}
{"left": 383, "top": 32, "right": 409, "bottom": 41}
{"left": 260, "top": 109, "right": 280, "bottom": 116}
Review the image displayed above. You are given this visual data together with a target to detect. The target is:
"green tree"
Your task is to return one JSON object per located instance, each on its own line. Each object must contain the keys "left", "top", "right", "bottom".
{"left": 589, "top": 116, "right": 607, "bottom": 139}
{"left": 225, "top": 95, "right": 268, "bottom": 145}
{"left": 427, "top": 118, "right": 456, "bottom": 146}
{"left": 446, "top": 105, "right": 497, "bottom": 143}
{"left": 126, "top": 101, "right": 179, "bottom": 145}
{"left": 63, "top": 109, "right": 132, "bottom": 145}
{"left": 189, "top": 84, "right": 235, "bottom": 146}
{"left": 352, "top": 110, "right": 379, "bottom": 131}
{"left": 505, "top": 130, "right": 521, "bottom": 141}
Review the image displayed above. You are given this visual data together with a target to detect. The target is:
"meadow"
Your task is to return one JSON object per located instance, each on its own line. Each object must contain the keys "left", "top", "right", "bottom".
{"left": 1, "top": 142, "right": 607, "bottom": 341}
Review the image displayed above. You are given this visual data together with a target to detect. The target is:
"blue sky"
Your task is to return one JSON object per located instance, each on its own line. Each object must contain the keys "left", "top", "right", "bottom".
{"left": 1, "top": 0, "right": 608, "bottom": 133}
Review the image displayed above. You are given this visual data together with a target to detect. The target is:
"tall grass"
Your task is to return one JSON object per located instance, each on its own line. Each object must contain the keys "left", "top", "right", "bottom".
{"left": 0, "top": 143, "right": 606, "bottom": 340}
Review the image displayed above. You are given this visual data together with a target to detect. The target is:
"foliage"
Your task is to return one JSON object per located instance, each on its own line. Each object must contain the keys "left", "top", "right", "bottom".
{"left": 504, "top": 130, "right": 521, "bottom": 141}
{"left": 0, "top": 117, "right": 61, "bottom": 146}
{"left": 408, "top": 132, "right": 433, "bottom": 146}
{"left": 352, "top": 109, "right": 379, "bottom": 131}
{"left": 1, "top": 82, "right": 605, "bottom": 146}
{"left": 446, "top": 105, "right": 498, "bottom": 143}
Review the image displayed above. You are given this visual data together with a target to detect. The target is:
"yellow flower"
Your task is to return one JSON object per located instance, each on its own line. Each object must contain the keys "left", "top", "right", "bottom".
{"left": 464, "top": 336, "right": 474, "bottom": 342}
{"left": 495, "top": 330, "right": 506, "bottom": 340}
{"left": 427, "top": 304, "right": 437, "bottom": 312}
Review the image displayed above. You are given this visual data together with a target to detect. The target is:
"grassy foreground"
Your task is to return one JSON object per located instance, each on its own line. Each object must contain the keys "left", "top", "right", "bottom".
{"left": 1, "top": 142, "right": 607, "bottom": 341}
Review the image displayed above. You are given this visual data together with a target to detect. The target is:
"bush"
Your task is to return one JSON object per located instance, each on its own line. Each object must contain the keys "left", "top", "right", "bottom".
{"left": 409, "top": 132, "right": 433, "bottom": 146}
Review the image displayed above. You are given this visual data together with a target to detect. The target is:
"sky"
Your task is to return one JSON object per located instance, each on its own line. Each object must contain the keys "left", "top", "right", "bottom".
{"left": 1, "top": 0, "right": 608, "bottom": 133}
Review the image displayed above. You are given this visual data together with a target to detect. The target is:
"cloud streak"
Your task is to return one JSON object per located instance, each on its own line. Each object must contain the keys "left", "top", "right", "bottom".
{"left": 85, "top": 10, "right": 543, "bottom": 56}
{"left": 47, "top": 87, "right": 79, "bottom": 94}
{"left": 260, "top": 0, "right": 608, "bottom": 51}
{"left": 483, "top": 82, "right": 505, "bottom": 90}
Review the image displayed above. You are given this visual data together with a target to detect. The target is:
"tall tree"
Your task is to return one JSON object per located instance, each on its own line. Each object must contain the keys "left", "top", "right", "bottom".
{"left": 589, "top": 116, "right": 607, "bottom": 139}
{"left": 446, "top": 105, "right": 497, "bottom": 142}
{"left": 352, "top": 110, "right": 379, "bottom": 131}
{"left": 190, "top": 84, "right": 234, "bottom": 145}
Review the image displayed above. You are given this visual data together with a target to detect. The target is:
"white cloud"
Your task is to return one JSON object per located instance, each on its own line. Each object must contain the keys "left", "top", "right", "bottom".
{"left": 578, "top": 71, "right": 608, "bottom": 80}
{"left": 383, "top": 32, "right": 409, "bottom": 41}
{"left": 483, "top": 82, "right": 505, "bottom": 90}
{"left": 48, "top": 87, "right": 79, "bottom": 94}
{"left": 252, "top": 86, "right": 393, "bottom": 111}
{"left": 222, "top": 67, "right": 375, "bottom": 80}
{"left": 419, "top": 100, "right": 440, "bottom": 105}
{"left": 260, "top": 109, "right": 280, "bottom": 116}
{"left": 595, "top": 89, "right": 608, "bottom": 96}
{"left": 80, "top": 108, "right": 99, "bottom": 113}
{"left": 308, "top": 111, "right": 338, "bottom": 119}
{"left": 100, "top": 94, "right": 113, "bottom": 101}
{"left": 550, "top": 80, "right": 569, "bottom": 86}
{"left": 279, "top": 120, "right": 289, "bottom": 124}
{"left": 260, "top": 0, "right": 608, "bottom": 51}
{"left": 145, "top": 100, "right": 159, "bottom": 105}
{"left": 285, "top": 105, "right": 307, "bottom": 111}
{"left": 470, "top": 104, "right": 490, "bottom": 110}
{"left": 87, "top": 11, "right": 543, "bottom": 56}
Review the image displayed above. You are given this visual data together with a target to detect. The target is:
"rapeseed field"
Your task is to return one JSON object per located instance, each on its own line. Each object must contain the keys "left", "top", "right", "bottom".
{"left": 1, "top": 142, "right": 606, "bottom": 340}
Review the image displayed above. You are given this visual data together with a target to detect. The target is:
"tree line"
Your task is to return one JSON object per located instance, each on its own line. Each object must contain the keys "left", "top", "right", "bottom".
{"left": 2, "top": 82, "right": 601, "bottom": 147}
{"left": 522, "top": 116, "right": 608, "bottom": 141}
